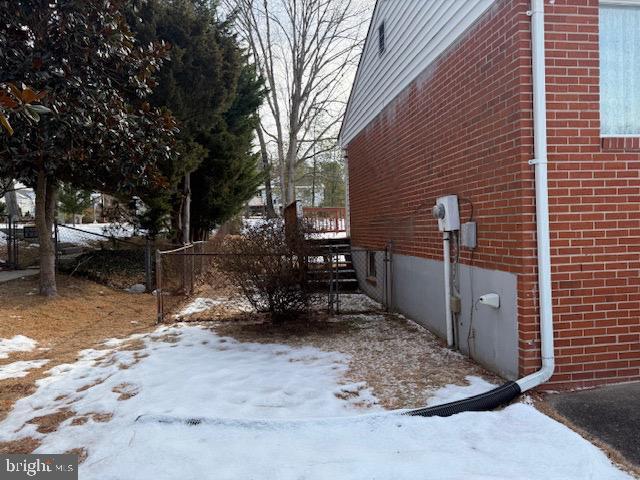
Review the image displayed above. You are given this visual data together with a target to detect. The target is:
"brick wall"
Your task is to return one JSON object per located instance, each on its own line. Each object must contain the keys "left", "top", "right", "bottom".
{"left": 530, "top": 0, "right": 640, "bottom": 388}
{"left": 346, "top": 0, "right": 640, "bottom": 390}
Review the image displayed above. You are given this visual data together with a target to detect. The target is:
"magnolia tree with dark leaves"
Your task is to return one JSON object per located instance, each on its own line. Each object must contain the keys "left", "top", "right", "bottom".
{"left": 0, "top": 0, "right": 178, "bottom": 296}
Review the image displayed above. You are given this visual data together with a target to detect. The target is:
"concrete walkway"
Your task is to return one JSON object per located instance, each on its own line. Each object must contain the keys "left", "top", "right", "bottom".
{"left": 0, "top": 269, "right": 39, "bottom": 283}
{"left": 546, "top": 382, "right": 640, "bottom": 468}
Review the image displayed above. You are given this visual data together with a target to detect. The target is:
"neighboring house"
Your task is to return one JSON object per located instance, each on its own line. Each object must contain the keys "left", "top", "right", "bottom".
{"left": 340, "top": 0, "right": 640, "bottom": 390}
{"left": 16, "top": 188, "right": 35, "bottom": 217}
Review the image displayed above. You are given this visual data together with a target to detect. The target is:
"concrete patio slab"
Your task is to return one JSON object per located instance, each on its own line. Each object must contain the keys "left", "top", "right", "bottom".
{"left": 546, "top": 382, "right": 640, "bottom": 468}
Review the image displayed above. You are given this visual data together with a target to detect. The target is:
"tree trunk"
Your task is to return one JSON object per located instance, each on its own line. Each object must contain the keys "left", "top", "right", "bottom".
{"left": 35, "top": 169, "right": 57, "bottom": 297}
{"left": 311, "top": 155, "right": 317, "bottom": 207}
{"left": 286, "top": 141, "right": 296, "bottom": 205}
{"left": 171, "top": 192, "right": 183, "bottom": 244}
{"left": 182, "top": 172, "right": 191, "bottom": 244}
{"left": 256, "top": 127, "right": 277, "bottom": 218}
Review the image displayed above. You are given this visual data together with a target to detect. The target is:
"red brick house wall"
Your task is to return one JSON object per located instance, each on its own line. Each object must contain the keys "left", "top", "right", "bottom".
{"left": 346, "top": 0, "right": 640, "bottom": 389}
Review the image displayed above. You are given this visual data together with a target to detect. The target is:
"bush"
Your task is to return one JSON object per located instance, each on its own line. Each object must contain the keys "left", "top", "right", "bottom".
{"left": 217, "top": 219, "right": 317, "bottom": 321}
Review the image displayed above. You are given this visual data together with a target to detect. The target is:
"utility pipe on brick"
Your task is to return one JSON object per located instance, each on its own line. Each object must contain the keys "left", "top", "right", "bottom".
{"left": 516, "top": 0, "right": 555, "bottom": 393}
{"left": 443, "top": 232, "right": 454, "bottom": 348}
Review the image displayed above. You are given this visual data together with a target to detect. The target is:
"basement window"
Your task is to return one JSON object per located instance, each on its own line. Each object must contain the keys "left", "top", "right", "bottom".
{"left": 600, "top": 4, "right": 640, "bottom": 136}
{"left": 378, "top": 21, "right": 386, "bottom": 56}
{"left": 367, "top": 251, "right": 377, "bottom": 278}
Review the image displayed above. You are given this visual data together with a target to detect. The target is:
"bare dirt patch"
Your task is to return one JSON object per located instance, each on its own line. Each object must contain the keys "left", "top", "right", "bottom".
{"left": 71, "top": 412, "right": 113, "bottom": 426}
{"left": 0, "top": 436, "right": 41, "bottom": 454}
{"left": 112, "top": 382, "right": 140, "bottom": 401}
{"left": 0, "top": 274, "right": 157, "bottom": 423}
{"left": 27, "top": 409, "right": 75, "bottom": 434}
{"left": 65, "top": 447, "right": 88, "bottom": 464}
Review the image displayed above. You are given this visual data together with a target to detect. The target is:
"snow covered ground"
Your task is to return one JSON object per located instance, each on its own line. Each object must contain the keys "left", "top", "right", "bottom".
{"left": 0, "top": 359, "right": 49, "bottom": 380}
{"left": 0, "top": 324, "right": 631, "bottom": 479}
{"left": 56, "top": 223, "right": 135, "bottom": 246}
{"left": 0, "top": 335, "right": 38, "bottom": 359}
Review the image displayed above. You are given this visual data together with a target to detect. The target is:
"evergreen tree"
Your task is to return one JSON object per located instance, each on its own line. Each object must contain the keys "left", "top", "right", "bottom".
{"left": 58, "top": 184, "right": 92, "bottom": 225}
{"left": 320, "top": 160, "right": 346, "bottom": 207}
{"left": 127, "top": 0, "right": 241, "bottom": 239}
{"left": 191, "top": 63, "right": 264, "bottom": 239}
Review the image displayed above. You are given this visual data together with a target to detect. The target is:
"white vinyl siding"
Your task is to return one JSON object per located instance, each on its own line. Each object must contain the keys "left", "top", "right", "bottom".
{"left": 340, "top": 0, "right": 496, "bottom": 146}
{"left": 600, "top": 4, "right": 640, "bottom": 136}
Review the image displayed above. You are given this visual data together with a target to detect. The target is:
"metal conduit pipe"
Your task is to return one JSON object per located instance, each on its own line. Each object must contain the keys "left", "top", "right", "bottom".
{"left": 443, "top": 232, "right": 454, "bottom": 348}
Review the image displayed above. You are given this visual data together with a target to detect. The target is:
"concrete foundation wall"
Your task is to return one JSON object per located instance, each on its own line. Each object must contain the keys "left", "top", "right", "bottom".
{"left": 354, "top": 249, "right": 519, "bottom": 380}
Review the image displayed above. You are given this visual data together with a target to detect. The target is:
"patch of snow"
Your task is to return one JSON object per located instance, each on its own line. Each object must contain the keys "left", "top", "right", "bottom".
{"left": 243, "top": 217, "right": 269, "bottom": 231}
{"left": 175, "top": 298, "right": 223, "bottom": 317}
{"left": 0, "top": 335, "right": 38, "bottom": 359}
{"left": 307, "top": 231, "right": 348, "bottom": 239}
{"left": 0, "top": 326, "right": 631, "bottom": 480}
{"left": 338, "top": 293, "right": 383, "bottom": 313}
{"left": 126, "top": 284, "right": 146, "bottom": 294}
{"left": 175, "top": 297, "right": 254, "bottom": 318}
{"left": 56, "top": 223, "right": 135, "bottom": 247}
{"left": 224, "top": 296, "right": 255, "bottom": 313}
{"left": 0, "top": 230, "right": 6, "bottom": 246}
{"left": 426, "top": 375, "right": 496, "bottom": 406}
{"left": 0, "top": 359, "right": 49, "bottom": 380}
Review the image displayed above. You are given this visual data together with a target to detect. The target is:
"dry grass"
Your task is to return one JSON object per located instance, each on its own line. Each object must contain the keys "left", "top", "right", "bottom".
{"left": 0, "top": 436, "right": 41, "bottom": 454}
{"left": 0, "top": 274, "right": 157, "bottom": 423}
{"left": 27, "top": 409, "right": 76, "bottom": 434}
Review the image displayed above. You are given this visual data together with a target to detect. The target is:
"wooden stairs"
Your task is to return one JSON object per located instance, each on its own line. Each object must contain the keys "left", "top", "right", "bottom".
{"left": 305, "top": 237, "right": 358, "bottom": 293}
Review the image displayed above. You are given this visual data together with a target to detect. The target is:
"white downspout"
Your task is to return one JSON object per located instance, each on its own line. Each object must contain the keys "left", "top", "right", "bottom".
{"left": 516, "top": 0, "right": 555, "bottom": 392}
{"left": 343, "top": 150, "right": 351, "bottom": 237}
{"left": 443, "top": 232, "right": 454, "bottom": 347}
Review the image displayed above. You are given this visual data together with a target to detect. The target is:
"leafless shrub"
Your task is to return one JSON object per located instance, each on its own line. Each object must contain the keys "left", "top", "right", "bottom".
{"left": 217, "top": 219, "right": 318, "bottom": 322}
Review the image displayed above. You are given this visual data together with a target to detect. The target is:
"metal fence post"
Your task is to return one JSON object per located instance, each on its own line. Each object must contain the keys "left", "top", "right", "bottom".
{"left": 6, "top": 216, "right": 13, "bottom": 269}
{"left": 145, "top": 238, "right": 153, "bottom": 292}
{"left": 191, "top": 244, "right": 195, "bottom": 294}
{"left": 156, "top": 249, "right": 163, "bottom": 323}
{"left": 54, "top": 220, "right": 59, "bottom": 270}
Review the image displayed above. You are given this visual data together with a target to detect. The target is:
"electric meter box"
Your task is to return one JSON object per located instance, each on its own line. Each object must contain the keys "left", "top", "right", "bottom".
{"left": 434, "top": 195, "right": 460, "bottom": 232}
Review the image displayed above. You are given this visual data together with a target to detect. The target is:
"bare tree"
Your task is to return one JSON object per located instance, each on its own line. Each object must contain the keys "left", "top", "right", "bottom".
{"left": 256, "top": 125, "right": 278, "bottom": 217}
{"left": 228, "top": 0, "right": 368, "bottom": 206}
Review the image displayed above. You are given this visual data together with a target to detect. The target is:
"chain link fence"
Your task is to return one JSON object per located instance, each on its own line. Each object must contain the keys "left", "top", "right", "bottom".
{"left": 155, "top": 238, "right": 358, "bottom": 322}
{"left": 55, "top": 223, "right": 157, "bottom": 291}
{"left": 0, "top": 216, "right": 42, "bottom": 270}
{"left": 0, "top": 217, "right": 161, "bottom": 291}
{"left": 156, "top": 240, "right": 226, "bottom": 322}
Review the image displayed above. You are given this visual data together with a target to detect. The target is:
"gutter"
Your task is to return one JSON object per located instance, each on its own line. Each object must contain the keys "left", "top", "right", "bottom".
{"left": 405, "top": 0, "right": 554, "bottom": 417}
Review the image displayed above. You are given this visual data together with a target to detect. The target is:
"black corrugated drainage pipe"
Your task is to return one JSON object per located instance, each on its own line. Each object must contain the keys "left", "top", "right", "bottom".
{"left": 402, "top": 382, "right": 521, "bottom": 418}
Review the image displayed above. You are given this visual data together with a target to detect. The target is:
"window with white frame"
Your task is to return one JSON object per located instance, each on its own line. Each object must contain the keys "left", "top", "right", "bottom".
{"left": 600, "top": 3, "right": 640, "bottom": 136}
